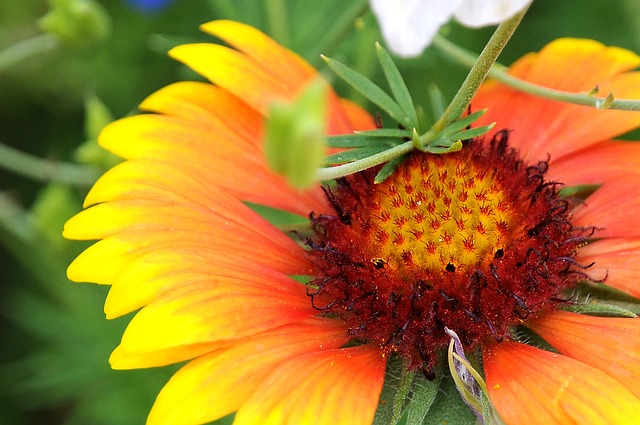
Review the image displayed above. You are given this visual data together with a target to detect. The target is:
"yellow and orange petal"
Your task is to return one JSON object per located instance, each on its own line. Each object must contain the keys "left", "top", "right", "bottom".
{"left": 484, "top": 341, "right": 640, "bottom": 425}
{"left": 147, "top": 319, "right": 351, "bottom": 425}
{"left": 232, "top": 345, "right": 385, "bottom": 425}
{"left": 526, "top": 310, "right": 640, "bottom": 398}
{"left": 475, "top": 38, "right": 640, "bottom": 163}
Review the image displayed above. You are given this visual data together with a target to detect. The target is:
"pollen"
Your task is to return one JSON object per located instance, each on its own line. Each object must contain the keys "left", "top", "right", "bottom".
{"left": 306, "top": 132, "right": 592, "bottom": 370}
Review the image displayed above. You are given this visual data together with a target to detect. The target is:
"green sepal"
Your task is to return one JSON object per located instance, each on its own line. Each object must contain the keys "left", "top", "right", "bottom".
{"left": 423, "top": 371, "right": 476, "bottom": 425}
{"left": 324, "top": 145, "right": 390, "bottom": 165}
{"left": 374, "top": 155, "right": 407, "bottom": 184}
{"left": 375, "top": 42, "right": 419, "bottom": 130}
{"left": 424, "top": 140, "right": 464, "bottom": 154}
{"left": 322, "top": 55, "right": 413, "bottom": 129}
{"left": 373, "top": 356, "right": 405, "bottom": 425}
{"left": 562, "top": 299, "right": 639, "bottom": 317}
{"left": 264, "top": 78, "right": 327, "bottom": 189}
{"left": 405, "top": 368, "right": 443, "bottom": 425}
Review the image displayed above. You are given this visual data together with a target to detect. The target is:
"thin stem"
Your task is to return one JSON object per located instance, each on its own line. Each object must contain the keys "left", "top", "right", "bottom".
{"left": 316, "top": 140, "right": 413, "bottom": 180}
{"left": 431, "top": 6, "right": 529, "bottom": 132}
{"left": 433, "top": 35, "right": 640, "bottom": 111}
{"left": 0, "top": 33, "right": 59, "bottom": 73}
{"left": 0, "top": 142, "right": 101, "bottom": 186}
{"left": 265, "top": 0, "right": 290, "bottom": 46}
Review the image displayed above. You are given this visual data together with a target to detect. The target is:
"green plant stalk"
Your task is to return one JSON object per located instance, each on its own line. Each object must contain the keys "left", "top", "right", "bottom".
{"left": 431, "top": 6, "right": 529, "bottom": 133}
{"left": 0, "top": 33, "right": 59, "bottom": 73}
{"left": 0, "top": 142, "right": 101, "bottom": 186}
{"left": 433, "top": 35, "right": 640, "bottom": 111}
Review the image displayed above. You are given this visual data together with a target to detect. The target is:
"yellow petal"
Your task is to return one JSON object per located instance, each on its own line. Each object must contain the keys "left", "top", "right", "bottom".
{"left": 110, "top": 279, "right": 315, "bottom": 369}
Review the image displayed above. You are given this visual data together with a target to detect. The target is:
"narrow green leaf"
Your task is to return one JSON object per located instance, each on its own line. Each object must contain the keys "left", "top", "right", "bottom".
{"left": 434, "top": 123, "right": 496, "bottom": 145}
{"left": 326, "top": 135, "right": 397, "bottom": 149}
{"left": 425, "top": 140, "right": 463, "bottom": 154}
{"left": 438, "top": 109, "right": 487, "bottom": 136}
{"left": 355, "top": 128, "right": 413, "bottom": 138}
{"left": 374, "top": 155, "right": 407, "bottom": 184}
{"left": 322, "top": 55, "right": 412, "bottom": 128}
{"left": 406, "top": 370, "right": 443, "bottom": 425}
{"left": 376, "top": 42, "right": 418, "bottom": 130}
{"left": 391, "top": 363, "right": 416, "bottom": 424}
{"left": 324, "top": 146, "right": 390, "bottom": 165}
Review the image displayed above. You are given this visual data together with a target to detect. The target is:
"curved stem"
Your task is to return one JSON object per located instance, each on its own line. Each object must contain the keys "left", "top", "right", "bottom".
{"left": 431, "top": 6, "right": 529, "bottom": 133}
{"left": 0, "top": 33, "right": 59, "bottom": 73}
{"left": 0, "top": 142, "right": 101, "bottom": 186}
{"left": 316, "top": 140, "right": 414, "bottom": 181}
{"left": 433, "top": 35, "right": 640, "bottom": 111}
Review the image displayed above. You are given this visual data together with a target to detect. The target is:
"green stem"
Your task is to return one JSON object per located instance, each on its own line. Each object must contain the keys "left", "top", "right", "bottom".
{"left": 316, "top": 140, "right": 413, "bottom": 180}
{"left": 0, "top": 33, "right": 59, "bottom": 73}
{"left": 433, "top": 35, "right": 640, "bottom": 111}
{"left": 0, "top": 143, "right": 101, "bottom": 186}
{"left": 431, "top": 6, "right": 529, "bottom": 132}
{"left": 265, "top": 0, "right": 290, "bottom": 46}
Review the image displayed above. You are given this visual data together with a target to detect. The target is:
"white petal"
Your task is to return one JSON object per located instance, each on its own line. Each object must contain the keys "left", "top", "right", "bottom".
{"left": 454, "top": 0, "right": 532, "bottom": 28}
{"left": 370, "top": 0, "right": 464, "bottom": 57}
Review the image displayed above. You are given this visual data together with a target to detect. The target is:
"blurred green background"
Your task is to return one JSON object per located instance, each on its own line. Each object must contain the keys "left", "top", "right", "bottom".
{"left": 1, "top": 1, "right": 639, "bottom": 424}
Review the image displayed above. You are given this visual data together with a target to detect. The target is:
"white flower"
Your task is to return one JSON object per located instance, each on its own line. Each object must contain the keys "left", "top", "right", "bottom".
{"left": 370, "top": 0, "right": 533, "bottom": 57}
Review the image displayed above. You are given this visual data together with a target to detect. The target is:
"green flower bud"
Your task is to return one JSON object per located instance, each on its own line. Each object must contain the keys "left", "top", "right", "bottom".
{"left": 38, "top": 0, "right": 111, "bottom": 47}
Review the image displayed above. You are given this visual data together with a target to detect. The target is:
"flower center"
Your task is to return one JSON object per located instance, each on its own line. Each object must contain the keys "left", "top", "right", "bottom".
{"left": 306, "top": 132, "right": 591, "bottom": 369}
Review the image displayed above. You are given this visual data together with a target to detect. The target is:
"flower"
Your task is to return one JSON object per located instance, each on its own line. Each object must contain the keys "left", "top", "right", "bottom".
{"left": 369, "top": 0, "right": 532, "bottom": 57}
{"left": 63, "top": 20, "right": 640, "bottom": 425}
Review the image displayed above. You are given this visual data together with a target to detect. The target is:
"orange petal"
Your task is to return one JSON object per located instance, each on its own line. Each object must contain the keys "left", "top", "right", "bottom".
{"left": 475, "top": 39, "right": 640, "bottom": 163}
{"left": 147, "top": 319, "right": 349, "bottom": 425}
{"left": 233, "top": 345, "right": 385, "bottom": 425}
{"left": 484, "top": 341, "right": 640, "bottom": 425}
{"left": 110, "top": 278, "right": 316, "bottom": 369}
{"left": 549, "top": 141, "right": 640, "bottom": 187}
{"left": 577, "top": 237, "right": 640, "bottom": 298}
{"left": 526, "top": 310, "right": 640, "bottom": 398}
{"left": 572, "top": 180, "right": 640, "bottom": 238}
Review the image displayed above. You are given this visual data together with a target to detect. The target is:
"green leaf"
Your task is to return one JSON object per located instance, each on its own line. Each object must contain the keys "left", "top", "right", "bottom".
{"left": 438, "top": 109, "right": 487, "bottom": 136}
{"left": 376, "top": 42, "right": 418, "bottom": 130}
{"left": 406, "top": 369, "right": 443, "bottom": 425}
{"left": 374, "top": 154, "right": 407, "bottom": 184}
{"left": 322, "top": 54, "right": 412, "bottom": 128}
{"left": 324, "top": 145, "right": 390, "bottom": 165}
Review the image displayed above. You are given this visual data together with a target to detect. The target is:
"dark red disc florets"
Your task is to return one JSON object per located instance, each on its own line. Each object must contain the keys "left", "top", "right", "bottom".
{"left": 305, "top": 131, "right": 594, "bottom": 369}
